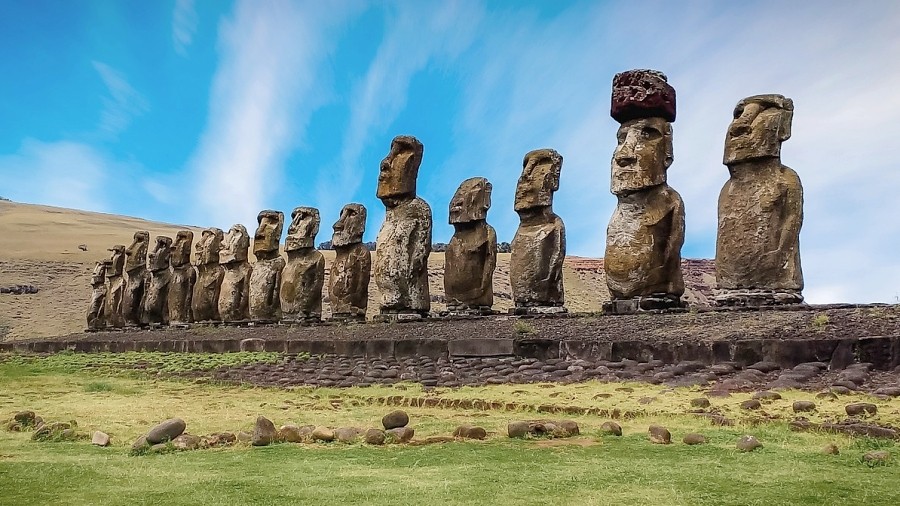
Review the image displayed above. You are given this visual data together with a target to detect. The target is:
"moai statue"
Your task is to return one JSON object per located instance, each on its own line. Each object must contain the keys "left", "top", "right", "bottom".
{"left": 604, "top": 69, "right": 685, "bottom": 313}
{"left": 167, "top": 230, "right": 196, "bottom": 325}
{"left": 716, "top": 94, "right": 803, "bottom": 306}
{"left": 142, "top": 236, "right": 172, "bottom": 325}
{"left": 280, "top": 207, "right": 325, "bottom": 323}
{"left": 328, "top": 203, "right": 371, "bottom": 321}
{"left": 122, "top": 230, "right": 149, "bottom": 326}
{"left": 509, "top": 149, "right": 566, "bottom": 313}
{"left": 86, "top": 261, "right": 108, "bottom": 330}
{"left": 192, "top": 227, "right": 225, "bottom": 322}
{"left": 249, "top": 210, "right": 284, "bottom": 322}
{"left": 374, "top": 135, "right": 432, "bottom": 319}
{"left": 218, "top": 224, "right": 252, "bottom": 323}
{"left": 445, "top": 177, "right": 497, "bottom": 314}
{"left": 104, "top": 245, "right": 126, "bottom": 329}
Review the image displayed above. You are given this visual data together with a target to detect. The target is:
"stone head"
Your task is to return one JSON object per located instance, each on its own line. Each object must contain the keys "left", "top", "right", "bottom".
{"left": 106, "top": 245, "right": 125, "bottom": 277}
{"left": 450, "top": 177, "right": 492, "bottom": 224}
{"left": 91, "top": 261, "right": 108, "bottom": 286}
{"left": 611, "top": 117, "right": 673, "bottom": 195}
{"left": 124, "top": 231, "right": 150, "bottom": 272}
{"left": 724, "top": 94, "right": 793, "bottom": 165}
{"left": 219, "top": 224, "right": 250, "bottom": 265}
{"left": 514, "top": 149, "right": 562, "bottom": 211}
{"left": 195, "top": 227, "right": 224, "bottom": 266}
{"left": 285, "top": 207, "right": 320, "bottom": 251}
{"left": 253, "top": 210, "right": 284, "bottom": 256}
{"left": 377, "top": 135, "right": 424, "bottom": 202}
{"left": 332, "top": 203, "right": 367, "bottom": 247}
{"left": 148, "top": 236, "right": 172, "bottom": 272}
{"left": 170, "top": 230, "right": 193, "bottom": 267}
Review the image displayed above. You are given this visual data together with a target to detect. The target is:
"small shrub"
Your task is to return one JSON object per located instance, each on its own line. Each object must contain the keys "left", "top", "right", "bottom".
{"left": 811, "top": 314, "right": 829, "bottom": 331}
{"left": 84, "top": 381, "right": 115, "bottom": 393}
{"left": 514, "top": 320, "right": 536, "bottom": 335}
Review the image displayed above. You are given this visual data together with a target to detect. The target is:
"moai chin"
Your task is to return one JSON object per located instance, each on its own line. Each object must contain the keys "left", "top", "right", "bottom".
{"left": 445, "top": 177, "right": 497, "bottom": 314}
{"left": 192, "top": 227, "right": 225, "bottom": 322}
{"left": 218, "top": 224, "right": 252, "bottom": 323}
{"left": 86, "top": 261, "right": 108, "bottom": 331}
{"left": 374, "top": 135, "right": 432, "bottom": 318}
{"left": 603, "top": 69, "right": 685, "bottom": 313}
{"left": 509, "top": 149, "right": 566, "bottom": 313}
{"left": 122, "top": 230, "right": 149, "bottom": 326}
{"left": 329, "top": 203, "right": 371, "bottom": 321}
{"left": 104, "top": 245, "right": 126, "bottom": 329}
{"left": 280, "top": 207, "right": 325, "bottom": 322}
{"left": 249, "top": 210, "right": 285, "bottom": 322}
{"left": 167, "top": 230, "right": 196, "bottom": 325}
{"left": 716, "top": 94, "right": 803, "bottom": 306}
{"left": 142, "top": 236, "right": 172, "bottom": 325}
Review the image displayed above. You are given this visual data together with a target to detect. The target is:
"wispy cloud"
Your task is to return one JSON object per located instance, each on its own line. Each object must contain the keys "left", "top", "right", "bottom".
{"left": 172, "top": 0, "right": 198, "bottom": 56}
{"left": 92, "top": 61, "right": 150, "bottom": 137}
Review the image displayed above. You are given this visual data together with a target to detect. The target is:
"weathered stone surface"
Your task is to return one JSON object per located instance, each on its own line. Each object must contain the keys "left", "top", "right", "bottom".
{"left": 192, "top": 228, "right": 224, "bottom": 322}
{"left": 386, "top": 426, "right": 415, "bottom": 443}
{"left": 312, "top": 426, "right": 335, "bottom": 442}
{"left": 740, "top": 399, "right": 761, "bottom": 410}
{"left": 278, "top": 424, "right": 303, "bottom": 443}
{"left": 716, "top": 94, "right": 803, "bottom": 305}
{"left": 167, "top": 230, "right": 195, "bottom": 324}
{"left": 335, "top": 427, "right": 362, "bottom": 443}
{"left": 508, "top": 421, "right": 530, "bottom": 438}
{"left": 172, "top": 433, "right": 201, "bottom": 451}
{"left": 445, "top": 177, "right": 497, "bottom": 311}
{"left": 845, "top": 403, "right": 877, "bottom": 416}
{"left": 104, "top": 245, "right": 126, "bottom": 328}
{"left": 250, "top": 210, "right": 285, "bottom": 321}
{"left": 683, "top": 433, "right": 707, "bottom": 445}
{"left": 510, "top": 149, "right": 565, "bottom": 308}
{"left": 329, "top": 204, "right": 371, "bottom": 320}
{"left": 252, "top": 416, "right": 276, "bottom": 446}
{"left": 281, "top": 207, "right": 324, "bottom": 321}
{"left": 131, "top": 435, "right": 149, "bottom": 452}
{"left": 752, "top": 390, "right": 782, "bottom": 401}
{"left": 87, "top": 261, "right": 108, "bottom": 330}
{"left": 205, "top": 432, "right": 237, "bottom": 447}
{"left": 122, "top": 231, "right": 149, "bottom": 325}
{"left": 219, "top": 224, "right": 252, "bottom": 322}
{"left": 792, "top": 400, "right": 816, "bottom": 413}
{"left": 91, "top": 430, "right": 110, "bottom": 447}
{"left": 375, "top": 136, "right": 431, "bottom": 315}
{"left": 382, "top": 410, "right": 409, "bottom": 430}
{"left": 364, "top": 428, "right": 386, "bottom": 445}
{"left": 453, "top": 425, "right": 487, "bottom": 440}
{"left": 142, "top": 236, "right": 172, "bottom": 325}
{"left": 736, "top": 435, "right": 762, "bottom": 452}
{"left": 605, "top": 73, "right": 684, "bottom": 306}
{"left": 556, "top": 420, "right": 580, "bottom": 437}
{"left": 146, "top": 418, "right": 185, "bottom": 444}
{"left": 690, "top": 398, "right": 711, "bottom": 408}
{"left": 600, "top": 421, "right": 622, "bottom": 436}
{"left": 648, "top": 425, "right": 671, "bottom": 444}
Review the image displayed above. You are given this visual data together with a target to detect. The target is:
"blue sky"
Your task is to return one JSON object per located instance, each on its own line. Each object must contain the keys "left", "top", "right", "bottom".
{"left": 2, "top": 0, "right": 899, "bottom": 303}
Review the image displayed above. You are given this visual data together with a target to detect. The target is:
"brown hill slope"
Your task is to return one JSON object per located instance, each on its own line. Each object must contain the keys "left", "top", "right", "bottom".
{"left": 0, "top": 201, "right": 714, "bottom": 339}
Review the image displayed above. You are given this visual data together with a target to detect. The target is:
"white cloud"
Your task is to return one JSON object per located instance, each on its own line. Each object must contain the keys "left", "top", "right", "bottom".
{"left": 92, "top": 62, "right": 150, "bottom": 137}
{"left": 172, "top": 0, "right": 199, "bottom": 56}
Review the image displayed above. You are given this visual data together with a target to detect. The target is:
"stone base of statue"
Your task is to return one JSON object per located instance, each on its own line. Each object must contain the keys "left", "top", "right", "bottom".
{"left": 373, "top": 310, "right": 427, "bottom": 323}
{"left": 193, "top": 320, "right": 223, "bottom": 327}
{"left": 248, "top": 319, "right": 278, "bottom": 327}
{"left": 603, "top": 294, "right": 685, "bottom": 315}
{"left": 328, "top": 312, "right": 367, "bottom": 324}
{"left": 443, "top": 305, "right": 497, "bottom": 317}
{"left": 169, "top": 322, "right": 191, "bottom": 330}
{"left": 222, "top": 319, "right": 252, "bottom": 327}
{"left": 281, "top": 314, "right": 322, "bottom": 326}
{"left": 508, "top": 305, "right": 568, "bottom": 316}
{"left": 715, "top": 289, "right": 804, "bottom": 308}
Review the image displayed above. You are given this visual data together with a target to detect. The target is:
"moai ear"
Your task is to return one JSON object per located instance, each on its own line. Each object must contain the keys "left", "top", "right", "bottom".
{"left": 778, "top": 99, "right": 794, "bottom": 142}
{"left": 664, "top": 123, "right": 674, "bottom": 169}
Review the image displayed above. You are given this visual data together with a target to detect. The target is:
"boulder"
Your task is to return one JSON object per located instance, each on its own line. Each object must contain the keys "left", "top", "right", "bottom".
{"left": 682, "top": 433, "right": 706, "bottom": 445}
{"left": 172, "top": 434, "right": 201, "bottom": 451}
{"left": 736, "top": 435, "right": 762, "bottom": 452}
{"left": 131, "top": 435, "right": 150, "bottom": 452}
{"left": 600, "top": 421, "right": 622, "bottom": 436}
{"left": 792, "top": 401, "right": 816, "bottom": 413}
{"left": 690, "top": 398, "right": 710, "bottom": 408}
{"left": 863, "top": 450, "right": 890, "bottom": 464}
{"left": 311, "top": 426, "right": 335, "bottom": 442}
{"left": 252, "top": 416, "right": 276, "bottom": 446}
{"left": 845, "top": 403, "right": 877, "bottom": 416}
{"left": 822, "top": 443, "right": 840, "bottom": 455}
{"left": 364, "top": 428, "right": 386, "bottom": 445}
{"left": 508, "top": 421, "right": 530, "bottom": 438}
{"left": 236, "top": 431, "right": 252, "bottom": 443}
{"left": 335, "top": 427, "right": 362, "bottom": 443}
{"left": 453, "top": 425, "right": 487, "bottom": 440}
{"left": 751, "top": 391, "right": 782, "bottom": 401}
{"left": 91, "top": 431, "right": 111, "bottom": 447}
{"left": 278, "top": 424, "right": 304, "bottom": 443}
{"left": 382, "top": 410, "right": 410, "bottom": 430}
{"left": 387, "top": 427, "right": 415, "bottom": 443}
{"left": 555, "top": 420, "right": 580, "bottom": 437}
{"left": 13, "top": 411, "right": 36, "bottom": 426}
{"left": 648, "top": 425, "right": 671, "bottom": 444}
{"left": 205, "top": 432, "right": 237, "bottom": 447}
{"left": 146, "top": 418, "right": 186, "bottom": 444}
{"left": 740, "top": 399, "right": 762, "bottom": 410}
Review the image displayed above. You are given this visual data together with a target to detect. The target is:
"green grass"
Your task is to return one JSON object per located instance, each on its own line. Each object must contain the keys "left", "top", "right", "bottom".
{"left": 0, "top": 354, "right": 898, "bottom": 505}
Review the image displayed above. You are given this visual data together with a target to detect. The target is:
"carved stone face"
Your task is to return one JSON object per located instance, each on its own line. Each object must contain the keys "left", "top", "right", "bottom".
{"left": 377, "top": 135, "right": 423, "bottom": 201}
{"left": 195, "top": 227, "right": 224, "bottom": 266}
{"left": 450, "top": 177, "right": 492, "bottom": 224}
{"left": 220, "top": 224, "right": 250, "bottom": 264}
{"left": 514, "top": 149, "right": 562, "bottom": 211}
{"left": 285, "top": 207, "right": 320, "bottom": 251}
{"left": 124, "top": 231, "right": 150, "bottom": 272}
{"left": 148, "top": 236, "right": 172, "bottom": 272}
{"left": 253, "top": 210, "right": 284, "bottom": 256}
{"left": 724, "top": 94, "right": 793, "bottom": 165}
{"left": 332, "top": 203, "right": 366, "bottom": 248}
{"left": 170, "top": 230, "right": 193, "bottom": 267}
{"left": 91, "top": 261, "right": 108, "bottom": 286}
{"left": 107, "top": 245, "right": 125, "bottom": 277}
{"left": 611, "top": 117, "right": 672, "bottom": 195}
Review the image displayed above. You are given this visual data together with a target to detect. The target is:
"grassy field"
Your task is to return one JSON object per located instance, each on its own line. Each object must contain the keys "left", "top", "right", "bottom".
{"left": 0, "top": 353, "right": 898, "bottom": 505}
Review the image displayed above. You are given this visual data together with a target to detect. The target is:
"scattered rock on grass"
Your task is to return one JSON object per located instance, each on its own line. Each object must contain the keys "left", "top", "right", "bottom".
{"left": 364, "top": 428, "right": 386, "bottom": 445}
{"left": 146, "top": 418, "right": 186, "bottom": 444}
{"left": 822, "top": 443, "right": 840, "bottom": 455}
{"left": 792, "top": 401, "right": 816, "bottom": 413}
{"left": 683, "top": 433, "right": 706, "bottom": 445}
{"left": 335, "top": 427, "right": 362, "bottom": 443}
{"left": 648, "top": 425, "right": 671, "bottom": 444}
{"left": 172, "top": 434, "right": 201, "bottom": 451}
{"left": 205, "top": 432, "right": 236, "bottom": 447}
{"left": 453, "top": 425, "right": 487, "bottom": 440}
{"left": 600, "top": 421, "right": 622, "bottom": 436}
{"left": 690, "top": 398, "right": 710, "bottom": 408}
{"left": 752, "top": 391, "right": 781, "bottom": 401}
{"left": 131, "top": 435, "right": 149, "bottom": 452}
{"left": 252, "top": 416, "right": 276, "bottom": 446}
{"left": 740, "top": 400, "right": 761, "bottom": 410}
{"left": 816, "top": 391, "right": 838, "bottom": 400}
{"left": 386, "top": 426, "right": 415, "bottom": 443}
{"left": 91, "top": 431, "right": 110, "bottom": 447}
{"left": 863, "top": 450, "right": 890, "bottom": 465}
{"left": 382, "top": 410, "right": 409, "bottom": 430}
{"left": 736, "top": 435, "right": 762, "bottom": 452}
{"left": 508, "top": 421, "right": 530, "bottom": 438}
{"left": 845, "top": 403, "right": 877, "bottom": 416}
{"left": 278, "top": 424, "right": 303, "bottom": 443}
{"left": 32, "top": 422, "right": 77, "bottom": 442}
{"left": 312, "top": 426, "right": 335, "bottom": 442}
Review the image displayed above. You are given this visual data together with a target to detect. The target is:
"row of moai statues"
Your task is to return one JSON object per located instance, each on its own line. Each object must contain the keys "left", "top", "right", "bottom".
{"left": 87, "top": 67, "right": 804, "bottom": 329}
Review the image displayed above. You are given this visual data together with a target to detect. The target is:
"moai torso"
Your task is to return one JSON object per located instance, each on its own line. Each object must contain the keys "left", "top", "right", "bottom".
{"left": 104, "top": 245, "right": 126, "bottom": 328}
{"left": 716, "top": 94, "right": 803, "bottom": 298}
{"left": 330, "top": 242, "right": 371, "bottom": 318}
{"left": 445, "top": 177, "right": 497, "bottom": 310}
{"left": 249, "top": 210, "right": 284, "bottom": 322}
{"left": 87, "top": 261, "right": 107, "bottom": 330}
{"left": 510, "top": 149, "right": 566, "bottom": 308}
{"left": 218, "top": 225, "right": 252, "bottom": 322}
{"left": 167, "top": 230, "right": 196, "bottom": 324}
{"left": 122, "top": 231, "right": 149, "bottom": 325}
{"left": 192, "top": 228, "right": 225, "bottom": 322}
{"left": 143, "top": 236, "right": 172, "bottom": 325}
{"left": 280, "top": 207, "right": 325, "bottom": 320}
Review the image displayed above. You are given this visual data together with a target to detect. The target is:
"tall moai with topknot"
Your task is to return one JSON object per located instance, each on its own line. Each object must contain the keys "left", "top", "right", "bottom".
{"left": 328, "top": 203, "right": 371, "bottom": 322}
{"left": 192, "top": 227, "right": 225, "bottom": 322}
{"left": 122, "top": 231, "right": 149, "bottom": 325}
{"left": 250, "top": 210, "right": 285, "bottom": 322}
{"left": 374, "top": 135, "right": 432, "bottom": 319}
{"left": 445, "top": 177, "right": 497, "bottom": 314}
{"left": 104, "top": 245, "right": 126, "bottom": 328}
{"left": 168, "top": 230, "right": 196, "bottom": 324}
{"left": 716, "top": 94, "right": 803, "bottom": 306}
{"left": 509, "top": 149, "right": 566, "bottom": 313}
{"left": 604, "top": 69, "right": 685, "bottom": 313}
{"left": 218, "top": 224, "right": 252, "bottom": 323}
{"left": 142, "top": 236, "right": 172, "bottom": 325}
{"left": 280, "top": 206, "right": 325, "bottom": 322}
